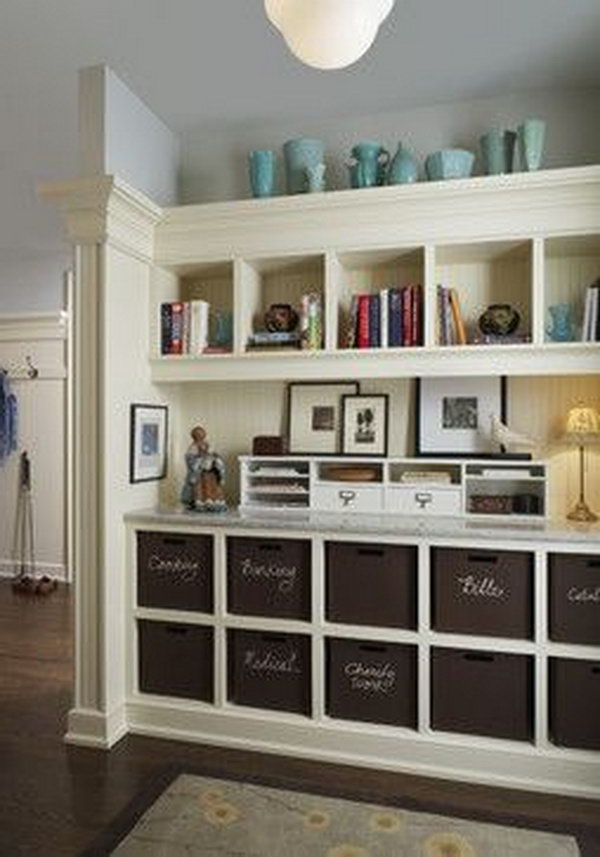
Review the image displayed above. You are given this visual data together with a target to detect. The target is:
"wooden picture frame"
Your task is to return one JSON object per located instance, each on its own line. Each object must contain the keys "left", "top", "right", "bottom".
{"left": 341, "top": 394, "right": 389, "bottom": 457}
{"left": 130, "top": 403, "right": 169, "bottom": 483}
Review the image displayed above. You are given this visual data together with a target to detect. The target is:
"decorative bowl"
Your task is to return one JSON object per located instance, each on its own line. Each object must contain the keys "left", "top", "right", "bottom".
{"left": 425, "top": 149, "right": 475, "bottom": 181}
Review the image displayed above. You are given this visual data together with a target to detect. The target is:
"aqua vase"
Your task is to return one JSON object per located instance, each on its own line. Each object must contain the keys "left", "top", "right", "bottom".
{"left": 546, "top": 303, "right": 574, "bottom": 342}
{"left": 248, "top": 150, "right": 276, "bottom": 198}
{"left": 387, "top": 142, "right": 418, "bottom": 184}
{"left": 517, "top": 119, "right": 546, "bottom": 171}
{"left": 480, "top": 130, "right": 516, "bottom": 175}
{"left": 283, "top": 138, "right": 325, "bottom": 194}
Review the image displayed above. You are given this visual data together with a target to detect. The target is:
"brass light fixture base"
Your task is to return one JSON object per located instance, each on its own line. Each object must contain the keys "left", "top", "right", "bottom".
{"left": 567, "top": 501, "right": 598, "bottom": 523}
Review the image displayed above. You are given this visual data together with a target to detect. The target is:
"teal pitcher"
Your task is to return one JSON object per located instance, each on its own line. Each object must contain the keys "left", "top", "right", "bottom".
{"left": 348, "top": 141, "right": 389, "bottom": 189}
{"left": 387, "top": 142, "right": 419, "bottom": 184}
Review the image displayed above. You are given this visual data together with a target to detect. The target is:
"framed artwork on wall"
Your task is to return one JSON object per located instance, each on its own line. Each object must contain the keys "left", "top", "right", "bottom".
{"left": 416, "top": 376, "right": 506, "bottom": 457}
{"left": 341, "top": 394, "right": 389, "bottom": 457}
{"left": 130, "top": 403, "right": 169, "bottom": 483}
{"left": 287, "top": 381, "right": 359, "bottom": 454}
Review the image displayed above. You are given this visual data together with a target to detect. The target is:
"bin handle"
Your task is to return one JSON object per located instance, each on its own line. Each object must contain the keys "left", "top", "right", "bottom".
{"left": 587, "top": 560, "right": 600, "bottom": 568}
{"left": 162, "top": 537, "right": 187, "bottom": 546}
{"left": 359, "top": 644, "right": 387, "bottom": 653}
{"left": 592, "top": 667, "right": 600, "bottom": 675}
{"left": 258, "top": 543, "right": 283, "bottom": 551}
{"left": 260, "top": 633, "right": 287, "bottom": 643}
{"left": 357, "top": 547, "right": 384, "bottom": 557}
{"left": 467, "top": 554, "right": 498, "bottom": 564}
{"left": 166, "top": 625, "right": 188, "bottom": 635}
{"left": 463, "top": 652, "right": 494, "bottom": 662}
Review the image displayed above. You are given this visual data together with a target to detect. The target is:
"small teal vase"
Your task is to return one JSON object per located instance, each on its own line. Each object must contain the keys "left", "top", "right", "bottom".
{"left": 517, "top": 119, "right": 546, "bottom": 171}
{"left": 248, "top": 150, "right": 276, "bottom": 198}
{"left": 546, "top": 303, "right": 574, "bottom": 342}
{"left": 348, "top": 141, "right": 389, "bottom": 189}
{"left": 480, "top": 129, "right": 516, "bottom": 175}
{"left": 283, "top": 138, "right": 325, "bottom": 194}
{"left": 387, "top": 142, "right": 418, "bottom": 184}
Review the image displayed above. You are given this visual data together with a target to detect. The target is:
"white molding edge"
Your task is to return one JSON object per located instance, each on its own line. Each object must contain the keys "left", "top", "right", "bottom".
{"left": 126, "top": 700, "right": 600, "bottom": 800}
{"left": 0, "top": 560, "right": 68, "bottom": 582}
{"left": 65, "top": 705, "right": 128, "bottom": 749}
{"left": 0, "top": 312, "right": 67, "bottom": 342}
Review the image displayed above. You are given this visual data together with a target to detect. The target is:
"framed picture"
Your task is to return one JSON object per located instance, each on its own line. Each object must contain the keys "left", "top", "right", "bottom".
{"left": 287, "top": 381, "right": 359, "bottom": 454}
{"left": 416, "top": 376, "right": 506, "bottom": 457}
{"left": 130, "top": 404, "right": 168, "bottom": 483}
{"left": 341, "top": 394, "right": 389, "bottom": 457}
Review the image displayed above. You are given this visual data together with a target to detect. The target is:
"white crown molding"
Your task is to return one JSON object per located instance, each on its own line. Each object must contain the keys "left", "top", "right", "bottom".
{"left": 0, "top": 311, "right": 67, "bottom": 342}
{"left": 38, "top": 175, "right": 163, "bottom": 262}
{"left": 155, "top": 165, "right": 600, "bottom": 266}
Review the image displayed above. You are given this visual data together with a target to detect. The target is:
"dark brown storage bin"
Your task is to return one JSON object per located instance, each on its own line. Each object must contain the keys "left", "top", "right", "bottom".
{"left": 227, "top": 629, "right": 311, "bottom": 715}
{"left": 227, "top": 537, "right": 311, "bottom": 620}
{"left": 326, "top": 542, "right": 417, "bottom": 629}
{"left": 137, "top": 531, "right": 213, "bottom": 612}
{"left": 431, "top": 647, "right": 533, "bottom": 741}
{"left": 549, "top": 553, "right": 600, "bottom": 646}
{"left": 550, "top": 658, "right": 600, "bottom": 750}
{"left": 326, "top": 637, "right": 417, "bottom": 727}
{"left": 138, "top": 619, "right": 213, "bottom": 701}
{"left": 431, "top": 547, "right": 533, "bottom": 639}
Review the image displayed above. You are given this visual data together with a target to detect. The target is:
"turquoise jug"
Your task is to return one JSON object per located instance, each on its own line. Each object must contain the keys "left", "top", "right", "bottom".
{"left": 387, "top": 143, "right": 418, "bottom": 185}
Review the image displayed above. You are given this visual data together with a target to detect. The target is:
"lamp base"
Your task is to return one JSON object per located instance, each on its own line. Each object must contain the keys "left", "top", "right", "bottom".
{"left": 567, "top": 501, "right": 598, "bottom": 523}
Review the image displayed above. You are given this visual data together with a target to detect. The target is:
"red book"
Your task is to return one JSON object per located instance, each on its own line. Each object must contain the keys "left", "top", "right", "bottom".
{"left": 170, "top": 301, "right": 184, "bottom": 354}
{"left": 357, "top": 294, "right": 371, "bottom": 348}
{"left": 401, "top": 286, "right": 412, "bottom": 346}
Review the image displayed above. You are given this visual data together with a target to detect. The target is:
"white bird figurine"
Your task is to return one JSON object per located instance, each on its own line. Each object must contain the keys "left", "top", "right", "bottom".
{"left": 489, "top": 414, "right": 537, "bottom": 454}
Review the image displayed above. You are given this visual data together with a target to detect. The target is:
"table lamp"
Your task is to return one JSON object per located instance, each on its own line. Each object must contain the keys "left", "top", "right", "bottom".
{"left": 564, "top": 404, "right": 600, "bottom": 522}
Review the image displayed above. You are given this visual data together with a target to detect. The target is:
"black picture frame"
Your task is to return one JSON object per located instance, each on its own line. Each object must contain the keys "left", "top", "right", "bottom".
{"left": 129, "top": 403, "right": 169, "bottom": 483}
{"left": 341, "top": 394, "right": 389, "bottom": 457}
{"left": 286, "top": 381, "right": 360, "bottom": 455}
{"left": 415, "top": 376, "right": 509, "bottom": 458}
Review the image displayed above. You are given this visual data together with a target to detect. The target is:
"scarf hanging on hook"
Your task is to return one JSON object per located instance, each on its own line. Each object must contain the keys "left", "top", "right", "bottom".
{"left": 0, "top": 370, "right": 18, "bottom": 465}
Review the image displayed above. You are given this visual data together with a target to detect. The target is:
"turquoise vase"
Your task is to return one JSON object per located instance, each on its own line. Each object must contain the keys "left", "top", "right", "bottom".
{"left": 348, "top": 141, "right": 389, "bottom": 189}
{"left": 517, "top": 119, "right": 546, "bottom": 171}
{"left": 387, "top": 143, "right": 418, "bottom": 184}
{"left": 283, "top": 138, "right": 325, "bottom": 194}
{"left": 546, "top": 303, "right": 574, "bottom": 342}
{"left": 480, "top": 130, "right": 516, "bottom": 175}
{"left": 248, "top": 150, "right": 276, "bottom": 198}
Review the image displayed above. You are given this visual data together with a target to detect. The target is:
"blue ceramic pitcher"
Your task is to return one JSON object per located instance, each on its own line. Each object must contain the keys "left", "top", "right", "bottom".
{"left": 348, "top": 141, "right": 389, "bottom": 189}
{"left": 546, "top": 303, "right": 574, "bottom": 342}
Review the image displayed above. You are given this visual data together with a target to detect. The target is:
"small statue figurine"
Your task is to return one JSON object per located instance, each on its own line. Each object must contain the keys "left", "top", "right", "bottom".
{"left": 181, "top": 425, "right": 227, "bottom": 513}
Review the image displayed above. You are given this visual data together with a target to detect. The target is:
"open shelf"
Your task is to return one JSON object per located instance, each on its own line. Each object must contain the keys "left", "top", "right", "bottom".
{"left": 544, "top": 234, "right": 600, "bottom": 343}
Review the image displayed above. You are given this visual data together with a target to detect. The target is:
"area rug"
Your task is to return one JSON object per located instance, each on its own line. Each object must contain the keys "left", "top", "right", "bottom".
{"left": 86, "top": 771, "right": 581, "bottom": 856}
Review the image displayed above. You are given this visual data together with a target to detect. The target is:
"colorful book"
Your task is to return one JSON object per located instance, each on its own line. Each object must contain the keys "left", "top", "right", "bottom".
{"left": 369, "top": 293, "right": 381, "bottom": 347}
{"left": 160, "top": 302, "right": 172, "bottom": 355}
{"left": 449, "top": 288, "right": 467, "bottom": 345}
{"left": 170, "top": 301, "right": 184, "bottom": 354}
{"left": 379, "top": 288, "right": 389, "bottom": 348}
{"left": 190, "top": 299, "right": 210, "bottom": 354}
{"left": 402, "top": 286, "right": 413, "bottom": 346}
{"left": 389, "top": 288, "right": 403, "bottom": 346}
{"left": 357, "top": 294, "right": 371, "bottom": 348}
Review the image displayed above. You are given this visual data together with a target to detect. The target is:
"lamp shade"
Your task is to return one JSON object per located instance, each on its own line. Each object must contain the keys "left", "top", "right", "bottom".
{"left": 564, "top": 405, "right": 600, "bottom": 444}
{"left": 264, "top": 0, "right": 395, "bottom": 69}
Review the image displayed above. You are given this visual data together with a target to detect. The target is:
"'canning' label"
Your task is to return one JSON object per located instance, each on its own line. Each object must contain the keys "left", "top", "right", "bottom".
{"left": 457, "top": 574, "right": 506, "bottom": 600}
{"left": 148, "top": 554, "right": 201, "bottom": 584}
{"left": 344, "top": 661, "right": 396, "bottom": 694}
{"left": 567, "top": 586, "right": 600, "bottom": 604}
{"left": 240, "top": 557, "right": 297, "bottom": 593}
{"left": 244, "top": 648, "right": 301, "bottom": 675}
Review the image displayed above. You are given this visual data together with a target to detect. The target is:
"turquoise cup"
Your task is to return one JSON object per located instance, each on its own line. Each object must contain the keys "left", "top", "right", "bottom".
{"left": 248, "top": 150, "right": 276, "bottom": 198}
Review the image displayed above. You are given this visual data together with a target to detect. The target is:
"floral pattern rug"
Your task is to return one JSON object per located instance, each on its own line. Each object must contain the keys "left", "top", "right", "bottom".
{"left": 110, "top": 773, "right": 579, "bottom": 856}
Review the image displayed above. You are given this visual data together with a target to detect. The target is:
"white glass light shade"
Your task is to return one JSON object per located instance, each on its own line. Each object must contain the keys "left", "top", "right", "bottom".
{"left": 564, "top": 405, "right": 600, "bottom": 445}
{"left": 264, "top": 0, "right": 395, "bottom": 69}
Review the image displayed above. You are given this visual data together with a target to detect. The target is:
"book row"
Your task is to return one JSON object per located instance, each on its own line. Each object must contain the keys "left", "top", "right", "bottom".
{"left": 347, "top": 285, "right": 423, "bottom": 348}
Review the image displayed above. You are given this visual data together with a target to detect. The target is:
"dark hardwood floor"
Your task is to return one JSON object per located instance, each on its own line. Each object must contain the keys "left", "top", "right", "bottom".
{"left": 1, "top": 579, "right": 599, "bottom": 856}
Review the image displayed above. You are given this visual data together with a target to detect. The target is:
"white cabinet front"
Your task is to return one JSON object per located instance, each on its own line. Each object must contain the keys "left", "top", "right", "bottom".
{"left": 312, "top": 485, "right": 384, "bottom": 513}
{"left": 388, "top": 486, "right": 462, "bottom": 516}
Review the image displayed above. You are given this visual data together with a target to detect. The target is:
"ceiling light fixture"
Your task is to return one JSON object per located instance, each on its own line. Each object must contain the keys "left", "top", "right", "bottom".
{"left": 264, "top": 0, "right": 395, "bottom": 70}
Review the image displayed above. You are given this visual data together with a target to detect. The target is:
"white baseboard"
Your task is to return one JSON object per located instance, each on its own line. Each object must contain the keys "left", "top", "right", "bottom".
{"left": 125, "top": 698, "right": 600, "bottom": 800}
{"left": 65, "top": 706, "right": 128, "bottom": 749}
{"left": 0, "top": 559, "right": 68, "bottom": 582}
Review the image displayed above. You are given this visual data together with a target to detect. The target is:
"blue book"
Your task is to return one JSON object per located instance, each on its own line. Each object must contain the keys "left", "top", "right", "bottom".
{"left": 389, "top": 288, "right": 403, "bottom": 346}
{"left": 369, "top": 293, "right": 381, "bottom": 347}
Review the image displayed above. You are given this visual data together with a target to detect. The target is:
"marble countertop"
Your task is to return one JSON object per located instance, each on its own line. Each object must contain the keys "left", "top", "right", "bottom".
{"left": 124, "top": 507, "right": 600, "bottom": 546}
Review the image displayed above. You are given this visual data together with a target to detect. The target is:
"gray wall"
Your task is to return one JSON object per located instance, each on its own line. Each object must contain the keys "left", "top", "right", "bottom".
{"left": 180, "top": 87, "right": 600, "bottom": 202}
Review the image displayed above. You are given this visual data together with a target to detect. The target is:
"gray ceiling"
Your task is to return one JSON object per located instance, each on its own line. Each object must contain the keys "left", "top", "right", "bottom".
{"left": 0, "top": 0, "right": 599, "bottom": 305}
